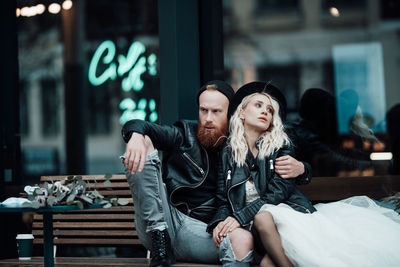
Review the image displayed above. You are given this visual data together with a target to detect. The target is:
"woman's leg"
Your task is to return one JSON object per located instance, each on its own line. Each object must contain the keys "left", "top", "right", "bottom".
{"left": 260, "top": 254, "right": 276, "bottom": 267}
{"left": 253, "top": 211, "right": 293, "bottom": 267}
{"left": 218, "top": 228, "right": 254, "bottom": 266}
{"left": 229, "top": 228, "right": 254, "bottom": 261}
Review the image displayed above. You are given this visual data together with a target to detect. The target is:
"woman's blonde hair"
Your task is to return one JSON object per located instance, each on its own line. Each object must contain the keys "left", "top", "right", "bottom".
{"left": 228, "top": 92, "right": 290, "bottom": 167}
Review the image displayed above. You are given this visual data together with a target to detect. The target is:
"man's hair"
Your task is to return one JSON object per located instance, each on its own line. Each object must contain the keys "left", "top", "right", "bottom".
{"left": 228, "top": 92, "right": 290, "bottom": 167}
{"left": 197, "top": 80, "right": 234, "bottom": 105}
{"left": 205, "top": 84, "right": 217, "bottom": 91}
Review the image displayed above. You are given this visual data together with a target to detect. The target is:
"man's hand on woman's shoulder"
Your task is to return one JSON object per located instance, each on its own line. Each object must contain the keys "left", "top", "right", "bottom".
{"left": 275, "top": 155, "right": 305, "bottom": 179}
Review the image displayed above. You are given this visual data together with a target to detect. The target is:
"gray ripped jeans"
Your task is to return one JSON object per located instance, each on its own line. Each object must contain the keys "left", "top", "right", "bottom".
{"left": 125, "top": 150, "right": 252, "bottom": 266}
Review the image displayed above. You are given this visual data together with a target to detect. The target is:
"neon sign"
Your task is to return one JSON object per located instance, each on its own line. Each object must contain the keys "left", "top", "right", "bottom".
{"left": 88, "top": 40, "right": 158, "bottom": 125}
{"left": 119, "top": 98, "right": 158, "bottom": 125}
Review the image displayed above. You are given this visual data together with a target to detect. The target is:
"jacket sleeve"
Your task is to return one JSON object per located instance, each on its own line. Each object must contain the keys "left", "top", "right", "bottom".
{"left": 121, "top": 119, "right": 184, "bottom": 151}
{"left": 295, "top": 161, "right": 312, "bottom": 185}
{"left": 233, "top": 176, "right": 296, "bottom": 226}
{"left": 233, "top": 148, "right": 297, "bottom": 226}
{"left": 206, "top": 148, "right": 232, "bottom": 232}
{"left": 285, "top": 123, "right": 312, "bottom": 185}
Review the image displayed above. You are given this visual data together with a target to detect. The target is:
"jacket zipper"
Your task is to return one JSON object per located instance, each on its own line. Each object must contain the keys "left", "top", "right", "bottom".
{"left": 182, "top": 152, "right": 205, "bottom": 175}
{"left": 227, "top": 175, "right": 251, "bottom": 212}
{"left": 170, "top": 148, "right": 209, "bottom": 213}
{"left": 226, "top": 169, "right": 232, "bottom": 188}
{"left": 268, "top": 158, "right": 311, "bottom": 213}
{"left": 286, "top": 200, "right": 311, "bottom": 213}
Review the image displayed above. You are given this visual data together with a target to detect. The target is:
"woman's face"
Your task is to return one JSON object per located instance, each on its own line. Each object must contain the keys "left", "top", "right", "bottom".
{"left": 240, "top": 93, "right": 274, "bottom": 134}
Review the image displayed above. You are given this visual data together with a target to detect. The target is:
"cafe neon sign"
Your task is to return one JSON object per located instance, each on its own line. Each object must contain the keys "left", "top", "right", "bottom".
{"left": 88, "top": 40, "right": 158, "bottom": 125}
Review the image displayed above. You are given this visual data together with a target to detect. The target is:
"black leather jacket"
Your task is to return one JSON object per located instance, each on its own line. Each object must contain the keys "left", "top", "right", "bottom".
{"left": 122, "top": 119, "right": 219, "bottom": 223}
{"left": 207, "top": 146, "right": 316, "bottom": 232}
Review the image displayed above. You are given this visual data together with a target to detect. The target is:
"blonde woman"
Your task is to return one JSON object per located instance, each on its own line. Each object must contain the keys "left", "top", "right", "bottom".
{"left": 207, "top": 82, "right": 315, "bottom": 267}
{"left": 208, "top": 82, "right": 400, "bottom": 267}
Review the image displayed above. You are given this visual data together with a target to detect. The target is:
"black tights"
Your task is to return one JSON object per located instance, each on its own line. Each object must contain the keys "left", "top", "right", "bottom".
{"left": 253, "top": 211, "right": 293, "bottom": 267}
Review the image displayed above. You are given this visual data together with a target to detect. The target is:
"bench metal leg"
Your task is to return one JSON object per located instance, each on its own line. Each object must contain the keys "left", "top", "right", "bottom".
{"left": 43, "top": 212, "right": 54, "bottom": 267}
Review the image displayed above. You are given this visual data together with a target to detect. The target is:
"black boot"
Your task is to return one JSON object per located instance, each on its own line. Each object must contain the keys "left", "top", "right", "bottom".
{"left": 149, "top": 229, "right": 175, "bottom": 267}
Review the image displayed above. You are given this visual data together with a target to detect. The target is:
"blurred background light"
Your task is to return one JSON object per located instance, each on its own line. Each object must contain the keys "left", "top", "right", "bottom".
{"left": 329, "top": 7, "right": 340, "bottom": 17}
{"left": 370, "top": 152, "right": 393, "bottom": 161}
{"left": 48, "top": 3, "right": 61, "bottom": 14}
{"left": 36, "top": 4, "right": 45, "bottom": 14}
{"left": 62, "top": 0, "right": 73, "bottom": 10}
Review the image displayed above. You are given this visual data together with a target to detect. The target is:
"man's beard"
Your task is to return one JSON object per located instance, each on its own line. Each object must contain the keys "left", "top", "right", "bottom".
{"left": 197, "top": 121, "right": 228, "bottom": 148}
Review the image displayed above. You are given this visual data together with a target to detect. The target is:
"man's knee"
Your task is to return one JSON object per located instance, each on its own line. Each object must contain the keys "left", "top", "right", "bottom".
{"left": 125, "top": 151, "right": 160, "bottom": 188}
{"left": 144, "top": 135, "right": 155, "bottom": 154}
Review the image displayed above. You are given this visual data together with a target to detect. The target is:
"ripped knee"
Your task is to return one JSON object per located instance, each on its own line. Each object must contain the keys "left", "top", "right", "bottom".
{"left": 219, "top": 230, "right": 253, "bottom": 263}
{"left": 229, "top": 228, "right": 254, "bottom": 254}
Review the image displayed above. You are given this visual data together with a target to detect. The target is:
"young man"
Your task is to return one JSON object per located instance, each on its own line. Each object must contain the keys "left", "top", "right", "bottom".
{"left": 121, "top": 80, "right": 309, "bottom": 267}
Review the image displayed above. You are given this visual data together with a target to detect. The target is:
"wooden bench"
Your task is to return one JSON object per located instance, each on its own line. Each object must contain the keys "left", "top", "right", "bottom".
{"left": 31, "top": 175, "right": 141, "bottom": 251}
{"left": 0, "top": 174, "right": 220, "bottom": 267}
{"left": 300, "top": 175, "right": 400, "bottom": 203}
{"left": 0, "top": 174, "right": 399, "bottom": 266}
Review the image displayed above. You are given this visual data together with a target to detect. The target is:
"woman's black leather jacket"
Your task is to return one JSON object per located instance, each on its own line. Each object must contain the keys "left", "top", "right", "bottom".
{"left": 207, "top": 145, "right": 316, "bottom": 232}
{"left": 122, "top": 119, "right": 219, "bottom": 223}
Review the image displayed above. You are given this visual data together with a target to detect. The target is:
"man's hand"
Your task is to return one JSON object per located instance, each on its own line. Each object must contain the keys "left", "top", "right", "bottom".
{"left": 212, "top": 216, "right": 240, "bottom": 247}
{"left": 275, "top": 155, "right": 305, "bottom": 179}
{"left": 124, "top": 132, "right": 147, "bottom": 174}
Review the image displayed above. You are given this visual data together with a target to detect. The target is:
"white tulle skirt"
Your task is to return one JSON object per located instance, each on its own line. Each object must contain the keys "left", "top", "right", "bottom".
{"left": 259, "top": 196, "right": 400, "bottom": 267}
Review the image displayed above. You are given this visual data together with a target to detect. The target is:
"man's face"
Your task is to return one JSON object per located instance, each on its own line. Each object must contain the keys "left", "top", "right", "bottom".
{"left": 197, "top": 89, "right": 229, "bottom": 148}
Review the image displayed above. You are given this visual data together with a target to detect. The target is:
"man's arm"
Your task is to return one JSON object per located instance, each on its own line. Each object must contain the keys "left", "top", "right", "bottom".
{"left": 122, "top": 119, "right": 185, "bottom": 174}
{"left": 122, "top": 119, "right": 183, "bottom": 148}
{"left": 124, "top": 133, "right": 152, "bottom": 174}
{"left": 275, "top": 155, "right": 312, "bottom": 185}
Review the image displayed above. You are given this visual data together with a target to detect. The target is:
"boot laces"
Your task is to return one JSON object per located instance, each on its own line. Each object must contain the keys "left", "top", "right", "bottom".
{"left": 151, "top": 230, "right": 168, "bottom": 258}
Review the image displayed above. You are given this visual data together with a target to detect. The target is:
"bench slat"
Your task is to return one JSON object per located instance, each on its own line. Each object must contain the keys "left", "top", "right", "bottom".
{"left": 70, "top": 206, "right": 135, "bottom": 212}
{"left": 33, "top": 222, "right": 135, "bottom": 228}
{"left": 34, "top": 214, "right": 135, "bottom": 220}
{"left": 41, "top": 175, "right": 126, "bottom": 182}
{"left": 94, "top": 190, "right": 132, "bottom": 196}
{"left": 34, "top": 238, "right": 143, "bottom": 245}
{"left": 84, "top": 182, "right": 130, "bottom": 189}
{"left": 0, "top": 257, "right": 221, "bottom": 267}
{"left": 32, "top": 230, "right": 138, "bottom": 236}
{"left": 0, "top": 257, "right": 151, "bottom": 267}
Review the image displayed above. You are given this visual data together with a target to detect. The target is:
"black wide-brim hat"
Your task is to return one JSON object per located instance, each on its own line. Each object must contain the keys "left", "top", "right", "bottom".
{"left": 228, "top": 81, "right": 287, "bottom": 121}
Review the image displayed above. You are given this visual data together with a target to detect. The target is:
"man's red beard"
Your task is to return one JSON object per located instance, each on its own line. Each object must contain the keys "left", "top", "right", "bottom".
{"left": 197, "top": 121, "right": 228, "bottom": 148}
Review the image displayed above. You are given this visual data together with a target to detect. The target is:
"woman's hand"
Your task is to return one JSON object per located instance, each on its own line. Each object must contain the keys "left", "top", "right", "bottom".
{"left": 212, "top": 222, "right": 225, "bottom": 247}
{"left": 212, "top": 216, "right": 240, "bottom": 247}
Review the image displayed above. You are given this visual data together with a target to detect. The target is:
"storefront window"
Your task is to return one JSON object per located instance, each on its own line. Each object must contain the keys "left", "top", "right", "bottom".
{"left": 223, "top": 0, "right": 400, "bottom": 176}
{"left": 17, "top": 0, "right": 159, "bottom": 179}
